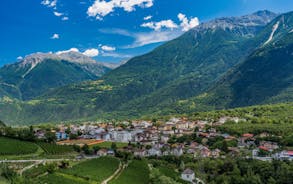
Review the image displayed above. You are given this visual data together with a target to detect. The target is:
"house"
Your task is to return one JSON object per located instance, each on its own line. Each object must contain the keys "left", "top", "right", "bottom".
{"left": 55, "top": 131, "right": 68, "bottom": 140}
{"left": 211, "top": 149, "right": 221, "bottom": 158}
{"left": 199, "top": 147, "right": 211, "bottom": 158}
{"left": 111, "top": 131, "right": 132, "bottom": 142}
{"left": 181, "top": 169, "right": 195, "bottom": 182}
{"left": 97, "top": 149, "right": 108, "bottom": 157}
{"left": 134, "top": 149, "right": 147, "bottom": 157}
{"left": 171, "top": 146, "right": 183, "bottom": 157}
{"left": 107, "top": 149, "right": 115, "bottom": 156}
{"left": 242, "top": 133, "right": 254, "bottom": 138}
{"left": 259, "top": 141, "right": 279, "bottom": 152}
{"left": 274, "top": 150, "right": 293, "bottom": 161}
{"left": 160, "top": 134, "right": 170, "bottom": 143}
{"left": 148, "top": 148, "right": 162, "bottom": 156}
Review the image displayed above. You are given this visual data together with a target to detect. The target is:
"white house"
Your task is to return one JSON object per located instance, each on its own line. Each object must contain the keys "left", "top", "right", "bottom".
{"left": 181, "top": 168, "right": 195, "bottom": 182}
{"left": 274, "top": 150, "right": 293, "bottom": 161}
{"left": 148, "top": 148, "right": 162, "bottom": 156}
{"left": 111, "top": 131, "right": 132, "bottom": 142}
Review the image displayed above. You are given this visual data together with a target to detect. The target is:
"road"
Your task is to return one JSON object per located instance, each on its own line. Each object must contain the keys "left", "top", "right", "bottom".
{"left": 0, "top": 159, "right": 71, "bottom": 163}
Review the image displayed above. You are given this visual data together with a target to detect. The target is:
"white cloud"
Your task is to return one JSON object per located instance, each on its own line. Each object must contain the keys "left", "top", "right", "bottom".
{"left": 83, "top": 49, "right": 99, "bottom": 57}
{"left": 62, "top": 17, "right": 69, "bottom": 21}
{"left": 41, "top": 0, "right": 57, "bottom": 9}
{"left": 99, "top": 28, "right": 181, "bottom": 48}
{"left": 53, "top": 11, "right": 63, "bottom": 17}
{"left": 101, "top": 45, "right": 116, "bottom": 51}
{"left": 144, "top": 15, "right": 152, "bottom": 20}
{"left": 130, "top": 30, "right": 181, "bottom": 48}
{"left": 141, "top": 20, "right": 178, "bottom": 31}
{"left": 178, "top": 13, "right": 199, "bottom": 31}
{"left": 101, "top": 52, "right": 132, "bottom": 58}
{"left": 17, "top": 56, "right": 23, "bottom": 60}
{"left": 56, "top": 48, "right": 79, "bottom": 55}
{"left": 51, "top": 33, "right": 59, "bottom": 39}
{"left": 56, "top": 48, "right": 99, "bottom": 57}
{"left": 87, "top": 0, "right": 154, "bottom": 20}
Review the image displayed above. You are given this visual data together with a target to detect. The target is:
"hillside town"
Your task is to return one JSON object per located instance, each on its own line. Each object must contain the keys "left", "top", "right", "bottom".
{"left": 33, "top": 117, "right": 293, "bottom": 162}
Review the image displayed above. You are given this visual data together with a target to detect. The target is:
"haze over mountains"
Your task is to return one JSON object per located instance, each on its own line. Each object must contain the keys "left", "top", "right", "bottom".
{"left": 0, "top": 10, "right": 292, "bottom": 125}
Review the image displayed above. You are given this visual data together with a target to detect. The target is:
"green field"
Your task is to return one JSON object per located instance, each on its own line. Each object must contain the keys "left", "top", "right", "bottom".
{"left": 94, "top": 141, "right": 128, "bottom": 149}
{"left": 110, "top": 160, "right": 150, "bottom": 184}
{"left": 61, "top": 157, "right": 119, "bottom": 183}
{"left": 36, "top": 173, "right": 90, "bottom": 184}
{"left": 37, "top": 142, "right": 74, "bottom": 155}
{"left": 0, "top": 137, "right": 38, "bottom": 155}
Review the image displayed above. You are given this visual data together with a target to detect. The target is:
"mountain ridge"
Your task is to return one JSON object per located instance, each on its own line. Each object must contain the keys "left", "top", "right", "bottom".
{"left": 1, "top": 10, "right": 292, "bottom": 125}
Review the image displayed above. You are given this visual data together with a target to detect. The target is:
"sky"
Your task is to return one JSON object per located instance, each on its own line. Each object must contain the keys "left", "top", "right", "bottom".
{"left": 0, "top": 0, "right": 292, "bottom": 65}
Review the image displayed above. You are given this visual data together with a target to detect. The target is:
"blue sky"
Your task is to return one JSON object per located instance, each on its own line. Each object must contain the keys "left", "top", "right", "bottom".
{"left": 0, "top": 0, "right": 292, "bottom": 65}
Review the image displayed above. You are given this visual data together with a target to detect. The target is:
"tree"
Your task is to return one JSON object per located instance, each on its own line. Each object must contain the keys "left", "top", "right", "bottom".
{"left": 222, "top": 140, "right": 229, "bottom": 153}
{"left": 111, "top": 142, "right": 117, "bottom": 151}
{"left": 46, "top": 163, "right": 57, "bottom": 174}
{"left": 92, "top": 145, "right": 101, "bottom": 152}
{"left": 44, "top": 131, "right": 56, "bottom": 143}
{"left": 82, "top": 144, "right": 90, "bottom": 154}
{"left": 73, "top": 145, "right": 81, "bottom": 152}
{"left": 69, "top": 133, "right": 78, "bottom": 140}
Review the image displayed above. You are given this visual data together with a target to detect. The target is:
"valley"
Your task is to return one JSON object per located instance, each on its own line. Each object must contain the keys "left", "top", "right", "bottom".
{"left": 0, "top": 5, "right": 292, "bottom": 184}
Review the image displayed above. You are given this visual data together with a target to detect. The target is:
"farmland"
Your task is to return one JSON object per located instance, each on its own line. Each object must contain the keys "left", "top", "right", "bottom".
{"left": 0, "top": 137, "right": 38, "bottom": 155}
{"left": 57, "top": 139, "right": 104, "bottom": 146}
{"left": 94, "top": 141, "right": 128, "bottom": 149}
{"left": 36, "top": 173, "right": 90, "bottom": 184}
{"left": 110, "top": 160, "right": 150, "bottom": 184}
{"left": 61, "top": 157, "right": 120, "bottom": 183}
{"left": 37, "top": 142, "right": 74, "bottom": 155}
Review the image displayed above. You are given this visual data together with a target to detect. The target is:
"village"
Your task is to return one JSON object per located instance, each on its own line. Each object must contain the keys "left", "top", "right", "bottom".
{"left": 34, "top": 116, "right": 293, "bottom": 163}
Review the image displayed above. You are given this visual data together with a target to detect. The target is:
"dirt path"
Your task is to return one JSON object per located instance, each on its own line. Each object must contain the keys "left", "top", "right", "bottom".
{"left": 19, "top": 160, "right": 42, "bottom": 175}
{"left": 101, "top": 161, "right": 125, "bottom": 184}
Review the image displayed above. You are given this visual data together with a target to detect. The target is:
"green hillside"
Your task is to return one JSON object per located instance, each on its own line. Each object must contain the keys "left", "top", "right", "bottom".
{"left": 0, "top": 53, "right": 112, "bottom": 100}
{"left": 182, "top": 11, "right": 293, "bottom": 111}
{"left": 1, "top": 11, "right": 293, "bottom": 125}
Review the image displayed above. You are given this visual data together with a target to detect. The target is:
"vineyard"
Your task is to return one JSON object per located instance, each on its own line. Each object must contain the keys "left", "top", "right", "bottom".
{"left": 37, "top": 142, "right": 74, "bottom": 154}
{"left": 61, "top": 157, "right": 120, "bottom": 183}
{"left": 0, "top": 137, "right": 38, "bottom": 155}
{"left": 110, "top": 160, "right": 150, "bottom": 184}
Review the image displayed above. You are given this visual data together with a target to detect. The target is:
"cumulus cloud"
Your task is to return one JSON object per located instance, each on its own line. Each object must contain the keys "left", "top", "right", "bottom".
{"left": 62, "top": 17, "right": 69, "bottom": 21}
{"left": 87, "top": 0, "right": 154, "bottom": 20}
{"left": 50, "top": 33, "right": 59, "bottom": 39}
{"left": 143, "top": 15, "right": 152, "bottom": 20}
{"left": 17, "top": 56, "right": 23, "bottom": 60}
{"left": 82, "top": 49, "right": 99, "bottom": 57}
{"left": 53, "top": 11, "right": 63, "bottom": 17}
{"left": 141, "top": 20, "right": 178, "bottom": 31}
{"left": 178, "top": 13, "right": 199, "bottom": 31}
{"left": 41, "top": 0, "right": 57, "bottom": 9}
{"left": 56, "top": 48, "right": 80, "bottom": 55}
{"left": 101, "top": 45, "right": 116, "bottom": 51}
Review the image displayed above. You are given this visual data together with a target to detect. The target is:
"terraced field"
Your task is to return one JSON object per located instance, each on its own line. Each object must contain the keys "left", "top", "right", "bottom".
{"left": 61, "top": 157, "right": 120, "bottom": 183}
{"left": 0, "top": 137, "right": 38, "bottom": 155}
{"left": 110, "top": 160, "right": 150, "bottom": 184}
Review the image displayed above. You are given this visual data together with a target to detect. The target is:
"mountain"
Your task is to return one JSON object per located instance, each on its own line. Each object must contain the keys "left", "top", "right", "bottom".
{"left": 0, "top": 120, "right": 5, "bottom": 127}
{"left": 0, "top": 52, "right": 114, "bottom": 100}
{"left": 181, "top": 11, "right": 293, "bottom": 111}
{"left": 1, "top": 10, "right": 290, "bottom": 125}
{"left": 90, "top": 10, "right": 278, "bottom": 113}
